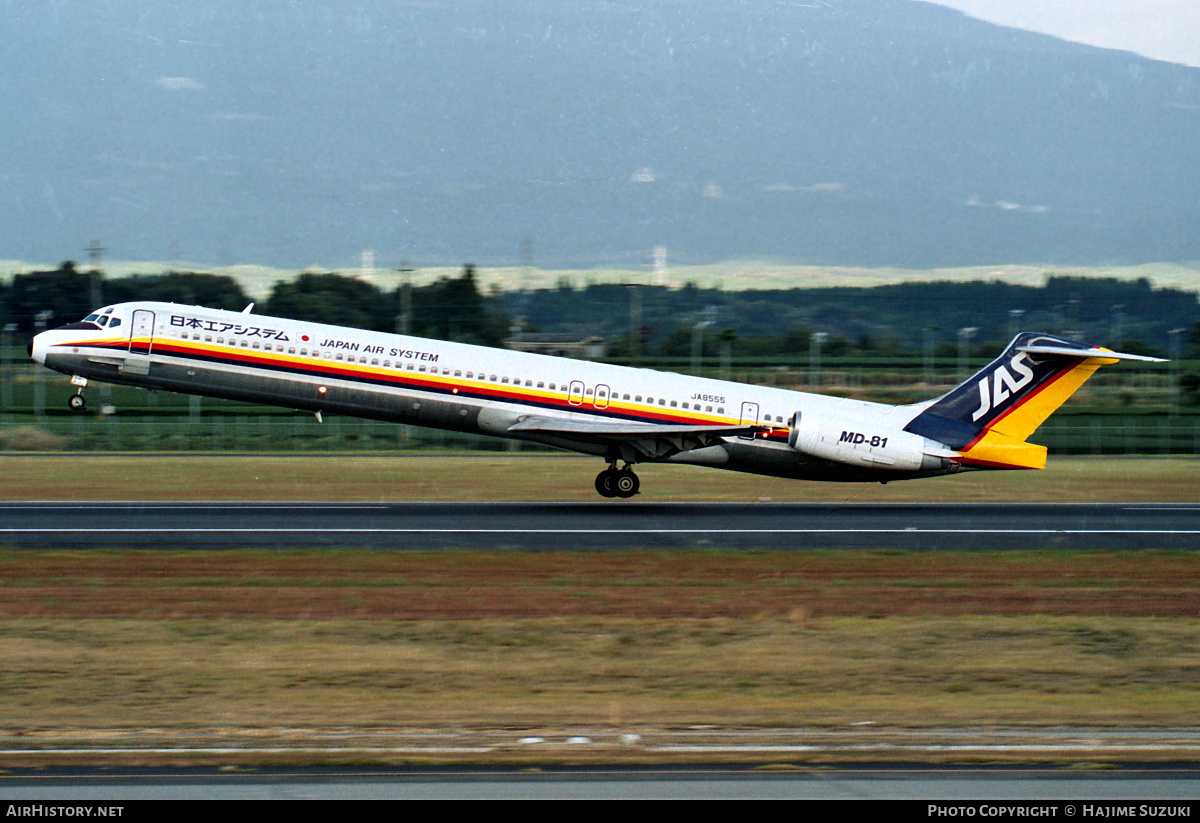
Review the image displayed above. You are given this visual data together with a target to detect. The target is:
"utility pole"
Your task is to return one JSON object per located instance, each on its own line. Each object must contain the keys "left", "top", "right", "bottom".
{"left": 923, "top": 326, "right": 937, "bottom": 386}
{"left": 958, "top": 327, "right": 977, "bottom": 383}
{"left": 691, "top": 307, "right": 715, "bottom": 374}
{"left": 34, "top": 311, "right": 53, "bottom": 417}
{"left": 629, "top": 283, "right": 642, "bottom": 367}
{"left": 1, "top": 324, "right": 14, "bottom": 416}
{"left": 395, "top": 262, "right": 415, "bottom": 336}
{"left": 1008, "top": 309, "right": 1025, "bottom": 342}
{"left": 1169, "top": 328, "right": 1185, "bottom": 417}
{"left": 84, "top": 239, "right": 114, "bottom": 412}
{"left": 810, "top": 331, "right": 828, "bottom": 389}
{"left": 84, "top": 239, "right": 106, "bottom": 307}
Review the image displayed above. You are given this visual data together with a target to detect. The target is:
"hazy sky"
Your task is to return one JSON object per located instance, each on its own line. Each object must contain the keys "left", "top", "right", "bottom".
{"left": 925, "top": 0, "right": 1200, "bottom": 67}
{"left": 4, "top": 1, "right": 1198, "bottom": 270}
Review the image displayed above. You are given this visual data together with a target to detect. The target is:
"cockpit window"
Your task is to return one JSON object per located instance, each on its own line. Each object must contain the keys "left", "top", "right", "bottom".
{"left": 81, "top": 308, "right": 121, "bottom": 329}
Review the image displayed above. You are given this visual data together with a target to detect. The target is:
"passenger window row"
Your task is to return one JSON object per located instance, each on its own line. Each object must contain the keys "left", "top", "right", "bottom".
{"left": 172, "top": 329, "right": 791, "bottom": 421}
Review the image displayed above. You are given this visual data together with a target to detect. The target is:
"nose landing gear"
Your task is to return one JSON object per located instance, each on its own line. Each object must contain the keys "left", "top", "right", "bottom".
{"left": 67, "top": 375, "right": 88, "bottom": 412}
{"left": 595, "top": 463, "right": 640, "bottom": 499}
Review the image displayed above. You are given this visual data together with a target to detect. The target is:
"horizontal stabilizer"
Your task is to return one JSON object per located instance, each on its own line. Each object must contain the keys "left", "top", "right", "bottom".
{"left": 1017, "top": 344, "right": 1166, "bottom": 362}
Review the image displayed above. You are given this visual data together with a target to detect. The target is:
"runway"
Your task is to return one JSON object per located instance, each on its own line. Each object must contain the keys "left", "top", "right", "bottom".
{"left": 2, "top": 502, "right": 1198, "bottom": 549}
{"left": 2, "top": 764, "right": 1199, "bottom": 800}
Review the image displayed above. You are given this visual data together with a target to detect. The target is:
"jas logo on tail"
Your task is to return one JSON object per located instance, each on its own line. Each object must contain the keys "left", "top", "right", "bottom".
{"left": 971, "top": 355, "right": 1035, "bottom": 422}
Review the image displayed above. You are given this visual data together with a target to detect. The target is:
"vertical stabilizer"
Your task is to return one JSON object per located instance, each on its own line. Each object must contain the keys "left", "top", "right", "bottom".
{"left": 904, "top": 333, "right": 1163, "bottom": 469}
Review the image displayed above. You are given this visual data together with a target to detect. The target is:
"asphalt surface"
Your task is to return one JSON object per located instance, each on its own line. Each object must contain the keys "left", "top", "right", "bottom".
{"left": 2, "top": 501, "right": 1198, "bottom": 549}
{"left": 2, "top": 765, "right": 1200, "bottom": 800}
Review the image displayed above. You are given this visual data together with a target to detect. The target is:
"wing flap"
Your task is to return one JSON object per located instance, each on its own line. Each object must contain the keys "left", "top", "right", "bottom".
{"left": 503, "top": 415, "right": 768, "bottom": 462}
{"left": 506, "top": 416, "right": 765, "bottom": 440}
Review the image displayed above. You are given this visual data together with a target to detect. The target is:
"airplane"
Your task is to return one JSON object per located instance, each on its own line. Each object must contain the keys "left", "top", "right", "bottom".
{"left": 28, "top": 300, "right": 1164, "bottom": 497}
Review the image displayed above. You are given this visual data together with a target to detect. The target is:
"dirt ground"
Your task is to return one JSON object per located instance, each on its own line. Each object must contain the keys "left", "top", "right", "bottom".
{"left": 1, "top": 548, "right": 1195, "bottom": 620}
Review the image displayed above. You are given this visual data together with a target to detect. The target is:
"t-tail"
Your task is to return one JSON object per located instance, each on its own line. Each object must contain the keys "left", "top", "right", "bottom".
{"left": 903, "top": 333, "right": 1165, "bottom": 470}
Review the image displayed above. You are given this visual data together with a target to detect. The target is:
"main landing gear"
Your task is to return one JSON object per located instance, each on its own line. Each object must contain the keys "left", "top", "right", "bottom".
{"left": 595, "top": 463, "right": 640, "bottom": 499}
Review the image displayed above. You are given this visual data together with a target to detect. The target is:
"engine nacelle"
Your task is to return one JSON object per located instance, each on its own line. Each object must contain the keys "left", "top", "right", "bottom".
{"left": 787, "top": 410, "right": 955, "bottom": 472}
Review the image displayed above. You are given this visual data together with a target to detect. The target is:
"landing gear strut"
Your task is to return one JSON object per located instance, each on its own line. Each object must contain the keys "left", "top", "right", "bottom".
{"left": 68, "top": 376, "right": 88, "bottom": 412}
{"left": 595, "top": 463, "right": 640, "bottom": 499}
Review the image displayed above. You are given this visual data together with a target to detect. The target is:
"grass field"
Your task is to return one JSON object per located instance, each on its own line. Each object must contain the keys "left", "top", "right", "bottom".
{"left": 0, "top": 548, "right": 1197, "bottom": 765}
{"left": 0, "top": 453, "right": 1197, "bottom": 766}
{"left": 1, "top": 452, "right": 1197, "bottom": 502}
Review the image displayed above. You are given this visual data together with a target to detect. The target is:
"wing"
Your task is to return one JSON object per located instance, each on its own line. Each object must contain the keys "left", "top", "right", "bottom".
{"left": 505, "top": 415, "right": 768, "bottom": 462}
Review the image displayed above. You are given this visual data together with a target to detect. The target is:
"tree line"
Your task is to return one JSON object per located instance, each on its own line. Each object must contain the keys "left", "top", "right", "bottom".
{"left": 0, "top": 262, "right": 508, "bottom": 347}
{"left": 3, "top": 262, "right": 1199, "bottom": 360}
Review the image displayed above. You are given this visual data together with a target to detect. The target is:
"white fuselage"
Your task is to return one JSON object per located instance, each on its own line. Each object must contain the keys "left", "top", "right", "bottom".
{"left": 31, "top": 301, "right": 951, "bottom": 483}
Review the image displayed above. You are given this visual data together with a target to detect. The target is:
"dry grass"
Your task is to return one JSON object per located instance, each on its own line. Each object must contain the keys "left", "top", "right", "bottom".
{"left": 0, "top": 549, "right": 1196, "bottom": 739}
{"left": 1, "top": 615, "right": 1196, "bottom": 732}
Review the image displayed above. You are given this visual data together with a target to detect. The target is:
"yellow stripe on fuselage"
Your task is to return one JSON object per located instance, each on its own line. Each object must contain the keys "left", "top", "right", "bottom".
{"left": 157, "top": 337, "right": 739, "bottom": 428}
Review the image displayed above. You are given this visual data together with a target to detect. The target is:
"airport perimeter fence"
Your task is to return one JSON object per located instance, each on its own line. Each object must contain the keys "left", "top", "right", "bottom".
{"left": 2, "top": 412, "right": 1200, "bottom": 455}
